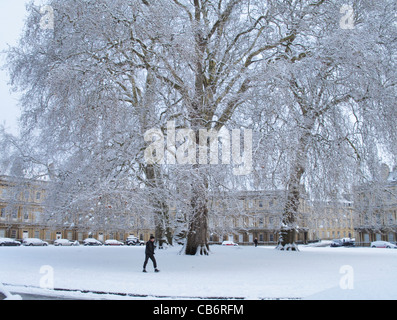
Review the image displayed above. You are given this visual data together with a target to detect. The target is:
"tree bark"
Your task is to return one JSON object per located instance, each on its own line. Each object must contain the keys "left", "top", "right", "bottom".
{"left": 277, "top": 113, "right": 314, "bottom": 251}
{"left": 184, "top": 2, "right": 210, "bottom": 255}
{"left": 145, "top": 164, "right": 172, "bottom": 247}
{"left": 185, "top": 185, "right": 210, "bottom": 255}
{"left": 185, "top": 130, "right": 210, "bottom": 255}
{"left": 277, "top": 168, "right": 303, "bottom": 251}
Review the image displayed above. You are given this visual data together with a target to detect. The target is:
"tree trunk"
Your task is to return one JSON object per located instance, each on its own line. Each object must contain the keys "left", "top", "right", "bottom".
{"left": 277, "top": 176, "right": 302, "bottom": 251}
{"left": 154, "top": 204, "right": 173, "bottom": 248}
{"left": 277, "top": 110, "right": 315, "bottom": 251}
{"left": 184, "top": 125, "right": 210, "bottom": 255}
{"left": 145, "top": 164, "right": 172, "bottom": 247}
{"left": 184, "top": 11, "right": 210, "bottom": 255}
{"left": 185, "top": 198, "right": 209, "bottom": 255}
{"left": 277, "top": 132, "right": 310, "bottom": 250}
{"left": 185, "top": 169, "right": 210, "bottom": 255}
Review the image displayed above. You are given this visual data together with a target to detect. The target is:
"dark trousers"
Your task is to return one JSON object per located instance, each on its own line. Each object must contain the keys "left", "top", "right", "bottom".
{"left": 143, "top": 254, "right": 157, "bottom": 269}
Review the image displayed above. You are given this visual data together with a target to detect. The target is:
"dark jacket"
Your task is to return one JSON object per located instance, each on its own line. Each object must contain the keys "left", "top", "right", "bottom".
{"left": 145, "top": 240, "right": 155, "bottom": 255}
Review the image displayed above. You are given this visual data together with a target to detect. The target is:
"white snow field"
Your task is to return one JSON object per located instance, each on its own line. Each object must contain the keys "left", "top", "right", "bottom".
{"left": 0, "top": 244, "right": 396, "bottom": 300}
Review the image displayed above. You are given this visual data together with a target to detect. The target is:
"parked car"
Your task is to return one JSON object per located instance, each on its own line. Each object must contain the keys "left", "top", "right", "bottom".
{"left": 221, "top": 241, "right": 239, "bottom": 246}
{"left": 371, "top": 241, "right": 397, "bottom": 249}
{"left": 125, "top": 236, "right": 144, "bottom": 246}
{"left": 83, "top": 238, "right": 103, "bottom": 246}
{"left": 105, "top": 239, "right": 124, "bottom": 246}
{"left": 330, "top": 238, "right": 355, "bottom": 247}
{"left": 331, "top": 239, "right": 343, "bottom": 247}
{"left": 22, "top": 238, "right": 49, "bottom": 246}
{"left": 0, "top": 238, "right": 21, "bottom": 247}
{"left": 54, "top": 239, "right": 79, "bottom": 246}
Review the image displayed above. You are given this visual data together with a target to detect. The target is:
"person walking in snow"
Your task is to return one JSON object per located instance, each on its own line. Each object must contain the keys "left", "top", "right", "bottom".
{"left": 254, "top": 238, "right": 258, "bottom": 247}
{"left": 143, "top": 236, "right": 160, "bottom": 273}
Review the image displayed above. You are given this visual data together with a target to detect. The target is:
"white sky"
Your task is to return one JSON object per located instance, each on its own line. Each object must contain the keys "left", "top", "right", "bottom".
{"left": 0, "top": 0, "right": 29, "bottom": 136}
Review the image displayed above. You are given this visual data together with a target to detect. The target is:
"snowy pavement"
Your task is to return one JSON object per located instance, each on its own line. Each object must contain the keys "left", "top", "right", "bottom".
{"left": 1, "top": 245, "right": 396, "bottom": 300}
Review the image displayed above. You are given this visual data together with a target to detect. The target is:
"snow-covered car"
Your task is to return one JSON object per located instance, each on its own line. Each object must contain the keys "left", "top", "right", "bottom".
{"left": 330, "top": 239, "right": 342, "bottom": 247}
{"left": 22, "top": 238, "right": 49, "bottom": 246}
{"left": 83, "top": 238, "right": 103, "bottom": 246}
{"left": 221, "top": 241, "right": 238, "bottom": 246}
{"left": 104, "top": 239, "right": 124, "bottom": 246}
{"left": 331, "top": 238, "right": 355, "bottom": 247}
{"left": 125, "top": 236, "right": 144, "bottom": 246}
{"left": 0, "top": 238, "right": 21, "bottom": 247}
{"left": 371, "top": 241, "right": 397, "bottom": 249}
{"left": 54, "top": 239, "right": 79, "bottom": 246}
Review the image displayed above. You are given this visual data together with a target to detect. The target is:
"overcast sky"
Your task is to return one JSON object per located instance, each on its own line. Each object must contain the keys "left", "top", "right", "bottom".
{"left": 0, "top": 0, "right": 29, "bottom": 136}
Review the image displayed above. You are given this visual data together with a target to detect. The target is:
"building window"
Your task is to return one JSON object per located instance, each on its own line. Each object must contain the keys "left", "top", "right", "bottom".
{"left": 11, "top": 208, "right": 18, "bottom": 220}
{"left": 36, "top": 192, "right": 41, "bottom": 201}
{"left": 0, "top": 208, "right": 5, "bottom": 219}
{"left": 34, "top": 211, "right": 42, "bottom": 223}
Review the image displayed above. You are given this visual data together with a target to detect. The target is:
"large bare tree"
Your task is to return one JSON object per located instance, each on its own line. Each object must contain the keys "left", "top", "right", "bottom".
{"left": 5, "top": 0, "right": 397, "bottom": 255}
{"left": 247, "top": 0, "right": 397, "bottom": 249}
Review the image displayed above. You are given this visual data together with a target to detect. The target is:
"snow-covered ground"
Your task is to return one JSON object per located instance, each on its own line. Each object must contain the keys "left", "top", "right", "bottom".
{"left": 0, "top": 282, "right": 22, "bottom": 300}
{"left": 1, "top": 244, "right": 396, "bottom": 300}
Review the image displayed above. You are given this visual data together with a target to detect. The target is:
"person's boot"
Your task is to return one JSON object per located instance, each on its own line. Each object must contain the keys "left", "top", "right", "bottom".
{"left": 155, "top": 269, "right": 160, "bottom": 273}
{"left": 143, "top": 269, "right": 147, "bottom": 273}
